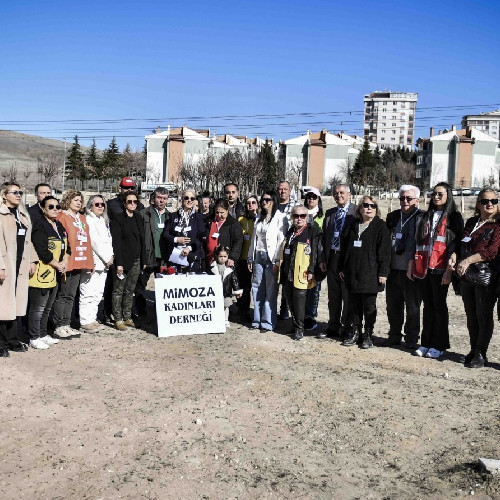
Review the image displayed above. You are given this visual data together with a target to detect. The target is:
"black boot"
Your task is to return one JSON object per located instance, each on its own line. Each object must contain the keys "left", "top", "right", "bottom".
{"left": 341, "top": 325, "right": 360, "bottom": 346}
{"left": 293, "top": 330, "right": 304, "bottom": 341}
{"left": 469, "top": 349, "right": 485, "bottom": 368}
{"left": 0, "top": 348, "right": 9, "bottom": 357}
{"left": 361, "top": 327, "right": 374, "bottom": 349}
{"left": 463, "top": 350, "right": 474, "bottom": 366}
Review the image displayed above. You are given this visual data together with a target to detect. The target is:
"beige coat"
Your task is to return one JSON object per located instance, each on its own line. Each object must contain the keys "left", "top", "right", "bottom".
{"left": 0, "top": 203, "right": 37, "bottom": 320}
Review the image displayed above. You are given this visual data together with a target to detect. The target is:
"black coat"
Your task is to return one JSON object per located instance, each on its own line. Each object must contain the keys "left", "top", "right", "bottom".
{"left": 208, "top": 214, "right": 244, "bottom": 262}
{"left": 339, "top": 216, "right": 391, "bottom": 293}
{"left": 110, "top": 212, "right": 146, "bottom": 271}
{"left": 107, "top": 195, "right": 145, "bottom": 222}
{"left": 141, "top": 206, "right": 170, "bottom": 267}
{"left": 207, "top": 262, "right": 242, "bottom": 299}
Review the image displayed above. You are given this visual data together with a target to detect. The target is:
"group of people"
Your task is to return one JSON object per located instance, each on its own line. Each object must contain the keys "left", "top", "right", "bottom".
{"left": 0, "top": 176, "right": 497, "bottom": 369}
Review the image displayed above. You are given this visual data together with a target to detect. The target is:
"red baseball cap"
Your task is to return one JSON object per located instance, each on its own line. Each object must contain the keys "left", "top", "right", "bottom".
{"left": 120, "top": 177, "right": 135, "bottom": 188}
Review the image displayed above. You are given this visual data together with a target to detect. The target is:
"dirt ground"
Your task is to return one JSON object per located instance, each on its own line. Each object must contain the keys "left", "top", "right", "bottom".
{"left": 1, "top": 196, "right": 499, "bottom": 499}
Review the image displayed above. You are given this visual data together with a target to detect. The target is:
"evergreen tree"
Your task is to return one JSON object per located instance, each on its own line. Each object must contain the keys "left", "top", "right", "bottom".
{"left": 86, "top": 139, "right": 103, "bottom": 190}
{"left": 103, "top": 137, "right": 121, "bottom": 183}
{"left": 258, "top": 141, "right": 279, "bottom": 191}
{"left": 66, "top": 135, "right": 85, "bottom": 188}
{"left": 350, "top": 139, "right": 376, "bottom": 192}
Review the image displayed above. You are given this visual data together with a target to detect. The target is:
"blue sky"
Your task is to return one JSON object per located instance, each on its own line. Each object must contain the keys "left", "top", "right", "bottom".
{"left": 1, "top": 0, "right": 499, "bottom": 151}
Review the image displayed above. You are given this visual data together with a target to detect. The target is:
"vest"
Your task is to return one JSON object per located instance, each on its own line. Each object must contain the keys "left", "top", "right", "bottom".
{"left": 414, "top": 217, "right": 448, "bottom": 279}
{"left": 29, "top": 232, "right": 68, "bottom": 288}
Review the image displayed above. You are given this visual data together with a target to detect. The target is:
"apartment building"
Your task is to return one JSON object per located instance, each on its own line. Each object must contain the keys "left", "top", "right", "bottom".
{"left": 462, "top": 109, "right": 500, "bottom": 142}
{"left": 364, "top": 91, "right": 418, "bottom": 149}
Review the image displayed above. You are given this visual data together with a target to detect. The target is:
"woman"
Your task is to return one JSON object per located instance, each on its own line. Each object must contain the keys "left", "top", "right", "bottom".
{"left": 52, "top": 190, "right": 94, "bottom": 337}
{"left": 237, "top": 195, "right": 259, "bottom": 321}
{"left": 412, "top": 182, "right": 464, "bottom": 359}
{"left": 206, "top": 198, "right": 243, "bottom": 267}
{"left": 162, "top": 189, "right": 206, "bottom": 273}
{"left": 303, "top": 187, "right": 325, "bottom": 331}
{"left": 247, "top": 190, "right": 284, "bottom": 331}
{"left": 79, "top": 195, "right": 114, "bottom": 332}
{"left": 110, "top": 191, "right": 146, "bottom": 331}
{"left": 454, "top": 188, "right": 500, "bottom": 368}
{"left": 278, "top": 205, "right": 319, "bottom": 341}
{"left": 29, "top": 196, "right": 70, "bottom": 349}
{"left": 339, "top": 196, "right": 391, "bottom": 349}
{"left": 0, "top": 182, "right": 37, "bottom": 356}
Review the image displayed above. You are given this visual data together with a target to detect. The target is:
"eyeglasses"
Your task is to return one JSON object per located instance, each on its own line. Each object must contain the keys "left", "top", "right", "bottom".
{"left": 293, "top": 213, "right": 307, "bottom": 219}
{"left": 93, "top": 202, "right": 105, "bottom": 207}
{"left": 306, "top": 194, "right": 318, "bottom": 200}
{"left": 480, "top": 198, "right": 499, "bottom": 205}
{"left": 184, "top": 196, "right": 196, "bottom": 201}
{"left": 126, "top": 200, "right": 138, "bottom": 205}
{"left": 46, "top": 204, "right": 61, "bottom": 210}
{"left": 399, "top": 196, "right": 415, "bottom": 202}
{"left": 246, "top": 200, "right": 257, "bottom": 205}
{"left": 362, "top": 203, "right": 377, "bottom": 209}
{"left": 432, "top": 192, "right": 445, "bottom": 198}
{"left": 8, "top": 190, "right": 23, "bottom": 196}
{"left": 261, "top": 198, "right": 272, "bottom": 203}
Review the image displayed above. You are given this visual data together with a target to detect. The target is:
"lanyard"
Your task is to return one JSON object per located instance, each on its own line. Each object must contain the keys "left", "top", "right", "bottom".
{"left": 154, "top": 208, "right": 165, "bottom": 222}
{"left": 469, "top": 218, "right": 489, "bottom": 237}
{"left": 399, "top": 208, "right": 418, "bottom": 231}
{"left": 288, "top": 223, "right": 307, "bottom": 246}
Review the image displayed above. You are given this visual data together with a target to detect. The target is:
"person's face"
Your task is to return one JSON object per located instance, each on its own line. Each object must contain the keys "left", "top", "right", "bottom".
{"left": 399, "top": 190, "right": 418, "bottom": 214}
{"left": 91, "top": 197, "right": 105, "bottom": 216}
{"left": 478, "top": 192, "right": 499, "bottom": 219}
{"left": 202, "top": 198, "right": 210, "bottom": 212}
{"left": 215, "top": 207, "right": 228, "bottom": 221}
{"left": 4, "top": 186, "right": 22, "bottom": 207}
{"left": 246, "top": 198, "right": 258, "bottom": 215}
{"left": 182, "top": 192, "right": 196, "bottom": 210}
{"left": 278, "top": 183, "right": 290, "bottom": 203}
{"left": 125, "top": 195, "right": 138, "bottom": 212}
{"left": 306, "top": 193, "right": 319, "bottom": 209}
{"left": 154, "top": 193, "right": 168, "bottom": 211}
{"left": 216, "top": 251, "right": 228, "bottom": 265}
{"left": 432, "top": 186, "right": 447, "bottom": 208}
{"left": 36, "top": 186, "right": 51, "bottom": 203}
{"left": 42, "top": 200, "right": 61, "bottom": 220}
{"left": 261, "top": 196, "right": 273, "bottom": 213}
{"left": 360, "top": 198, "right": 377, "bottom": 221}
{"left": 334, "top": 186, "right": 350, "bottom": 207}
{"left": 292, "top": 210, "right": 308, "bottom": 228}
{"left": 225, "top": 185, "right": 238, "bottom": 204}
{"left": 69, "top": 196, "right": 82, "bottom": 213}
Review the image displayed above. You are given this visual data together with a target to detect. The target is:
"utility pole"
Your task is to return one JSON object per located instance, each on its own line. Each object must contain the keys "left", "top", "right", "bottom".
{"left": 62, "top": 138, "right": 66, "bottom": 192}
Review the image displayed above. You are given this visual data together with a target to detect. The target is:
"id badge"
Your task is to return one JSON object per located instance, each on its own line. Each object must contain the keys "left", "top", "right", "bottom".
{"left": 185, "top": 226, "right": 191, "bottom": 232}
{"left": 174, "top": 225, "right": 182, "bottom": 232}
{"left": 243, "top": 235, "right": 250, "bottom": 240}
{"left": 18, "top": 228, "right": 26, "bottom": 236}
{"left": 354, "top": 240, "right": 362, "bottom": 248}
{"left": 461, "top": 236, "right": 471, "bottom": 243}
{"left": 61, "top": 243, "right": 65, "bottom": 250}
{"left": 212, "top": 232, "right": 219, "bottom": 238}
{"left": 157, "top": 223, "right": 164, "bottom": 229}
{"left": 284, "top": 248, "right": 291, "bottom": 254}
{"left": 395, "top": 232, "right": 403, "bottom": 240}
{"left": 78, "top": 235, "right": 87, "bottom": 243}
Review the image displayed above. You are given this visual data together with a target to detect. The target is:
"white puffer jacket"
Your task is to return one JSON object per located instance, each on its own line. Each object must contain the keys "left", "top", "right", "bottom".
{"left": 86, "top": 212, "right": 113, "bottom": 271}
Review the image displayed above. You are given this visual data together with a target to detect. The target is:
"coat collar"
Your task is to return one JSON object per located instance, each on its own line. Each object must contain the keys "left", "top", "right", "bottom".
{"left": 209, "top": 261, "right": 232, "bottom": 278}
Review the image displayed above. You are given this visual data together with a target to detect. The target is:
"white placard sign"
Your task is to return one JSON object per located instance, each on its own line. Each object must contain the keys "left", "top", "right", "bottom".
{"left": 155, "top": 274, "right": 226, "bottom": 337}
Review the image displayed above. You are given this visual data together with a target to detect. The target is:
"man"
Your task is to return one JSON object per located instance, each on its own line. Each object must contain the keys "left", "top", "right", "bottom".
{"left": 383, "top": 185, "right": 422, "bottom": 350}
{"left": 134, "top": 187, "right": 170, "bottom": 319}
{"left": 224, "top": 183, "right": 244, "bottom": 219}
{"left": 28, "top": 183, "right": 52, "bottom": 225}
{"left": 107, "top": 177, "right": 144, "bottom": 221}
{"left": 318, "top": 183, "right": 357, "bottom": 338}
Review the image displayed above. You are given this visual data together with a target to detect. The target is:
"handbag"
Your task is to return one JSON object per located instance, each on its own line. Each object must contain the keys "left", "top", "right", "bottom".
{"left": 464, "top": 262, "right": 493, "bottom": 287}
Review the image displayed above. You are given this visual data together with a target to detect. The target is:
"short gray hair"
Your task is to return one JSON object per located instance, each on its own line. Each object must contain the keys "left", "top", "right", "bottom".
{"left": 334, "top": 183, "right": 350, "bottom": 193}
{"left": 399, "top": 185, "right": 420, "bottom": 199}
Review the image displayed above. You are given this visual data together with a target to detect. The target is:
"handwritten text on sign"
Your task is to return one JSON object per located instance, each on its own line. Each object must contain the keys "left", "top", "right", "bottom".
{"left": 155, "top": 274, "right": 225, "bottom": 337}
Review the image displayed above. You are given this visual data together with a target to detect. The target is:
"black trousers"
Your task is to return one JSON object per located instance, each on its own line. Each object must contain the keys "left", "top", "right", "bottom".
{"left": 386, "top": 269, "right": 421, "bottom": 344}
{"left": 419, "top": 273, "right": 450, "bottom": 351}
{"left": 0, "top": 319, "right": 21, "bottom": 350}
{"left": 461, "top": 279, "right": 498, "bottom": 355}
{"left": 236, "top": 259, "right": 252, "bottom": 313}
{"left": 348, "top": 292, "right": 377, "bottom": 329}
{"left": 326, "top": 251, "right": 350, "bottom": 332}
{"left": 134, "top": 258, "right": 162, "bottom": 316}
{"left": 283, "top": 282, "right": 307, "bottom": 333}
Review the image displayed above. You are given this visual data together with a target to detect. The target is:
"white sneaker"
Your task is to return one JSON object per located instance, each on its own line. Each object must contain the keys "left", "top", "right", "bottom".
{"left": 54, "top": 326, "right": 73, "bottom": 338}
{"left": 412, "top": 346, "right": 429, "bottom": 357}
{"left": 225, "top": 321, "right": 230, "bottom": 328}
{"left": 425, "top": 348, "right": 443, "bottom": 359}
{"left": 30, "top": 338, "right": 49, "bottom": 350}
{"left": 40, "top": 335, "right": 60, "bottom": 345}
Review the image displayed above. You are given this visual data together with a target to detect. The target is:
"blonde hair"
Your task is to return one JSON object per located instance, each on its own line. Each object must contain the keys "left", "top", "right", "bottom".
{"left": 60, "top": 189, "right": 84, "bottom": 210}
{"left": 356, "top": 195, "right": 381, "bottom": 219}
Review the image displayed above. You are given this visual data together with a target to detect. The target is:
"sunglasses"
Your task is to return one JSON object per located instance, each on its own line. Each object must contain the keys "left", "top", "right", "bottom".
{"left": 293, "top": 213, "right": 307, "bottom": 219}
{"left": 432, "top": 192, "right": 445, "bottom": 198}
{"left": 126, "top": 199, "right": 138, "bottom": 205}
{"left": 399, "top": 196, "right": 415, "bottom": 202}
{"left": 46, "top": 204, "right": 61, "bottom": 210}
{"left": 184, "top": 196, "right": 196, "bottom": 201}
{"left": 8, "top": 190, "right": 23, "bottom": 196}
{"left": 362, "top": 203, "right": 377, "bottom": 209}
{"left": 261, "top": 198, "right": 272, "bottom": 203}
{"left": 480, "top": 198, "right": 499, "bottom": 205}
{"left": 93, "top": 202, "right": 105, "bottom": 208}
{"left": 306, "top": 194, "right": 318, "bottom": 200}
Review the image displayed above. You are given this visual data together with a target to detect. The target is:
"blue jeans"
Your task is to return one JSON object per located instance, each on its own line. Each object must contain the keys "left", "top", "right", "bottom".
{"left": 251, "top": 252, "right": 279, "bottom": 330}
{"left": 305, "top": 281, "right": 322, "bottom": 319}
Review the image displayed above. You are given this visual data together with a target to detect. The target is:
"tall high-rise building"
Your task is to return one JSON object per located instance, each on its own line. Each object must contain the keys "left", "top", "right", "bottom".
{"left": 462, "top": 109, "right": 500, "bottom": 142}
{"left": 363, "top": 91, "right": 418, "bottom": 149}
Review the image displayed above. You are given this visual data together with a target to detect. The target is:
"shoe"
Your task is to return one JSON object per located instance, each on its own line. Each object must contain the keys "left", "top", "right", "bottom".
{"left": 293, "top": 330, "right": 304, "bottom": 341}
{"left": 324, "top": 326, "right": 341, "bottom": 338}
{"left": 40, "top": 335, "right": 60, "bottom": 345}
{"left": 341, "top": 326, "right": 360, "bottom": 346}
{"left": 304, "top": 318, "right": 317, "bottom": 331}
{"left": 381, "top": 337, "right": 402, "bottom": 347}
{"left": 404, "top": 342, "right": 419, "bottom": 350}
{"left": 412, "top": 346, "right": 429, "bottom": 357}
{"left": 361, "top": 328, "right": 374, "bottom": 349}
{"left": 0, "top": 348, "right": 9, "bottom": 357}
{"left": 54, "top": 326, "right": 74, "bottom": 338}
{"left": 115, "top": 321, "right": 127, "bottom": 331}
{"left": 30, "top": 338, "right": 49, "bottom": 350}
{"left": 278, "top": 312, "right": 290, "bottom": 321}
{"left": 9, "top": 343, "right": 28, "bottom": 352}
{"left": 225, "top": 321, "right": 230, "bottom": 328}
{"left": 425, "top": 348, "right": 443, "bottom": 359}
{"left": 468, "top": 349, "right": 485, "bottom": 368}
{"left": 81, "top": 322, "right": 104, "bottom": 332}
{"left": 316, "top": 331, "right": 328, "bottom": 339}
{"left": 123, "top": 319, "right": 136, "bottom": 328}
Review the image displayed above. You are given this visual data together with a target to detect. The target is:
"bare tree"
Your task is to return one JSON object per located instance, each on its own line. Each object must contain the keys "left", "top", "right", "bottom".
{"left": 37, "top": 153, "right": 62, "bottom": 187}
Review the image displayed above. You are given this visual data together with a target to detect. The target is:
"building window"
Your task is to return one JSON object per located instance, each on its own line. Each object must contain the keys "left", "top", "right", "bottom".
{"left": 383, "top": 101, "right": 387, "bottom": 105}
{"left": 382, "top": 130, "right": 386, "bottom": 133}
{"left": 391, "top": 138, "right": 396, "bottom": 141}
{"left": 392, "top": 130, "right": 396, "bottom": 134}
{"left": 393, "top": 101, "right": 397, "bottom": 105}
{"left": 392, "top": 115, "right": 397, "bottom": 119}
{"left": 381, "top": 137, "right": 385, "bottom": 141}
{"left": 392, "top": 123, "right": 396, "bottom": 126}
{"left": 382, "top": 116, "right": 386, "bottom": 119}
{"left": 382, "top": 108, "right": 387, "bottom": 112}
